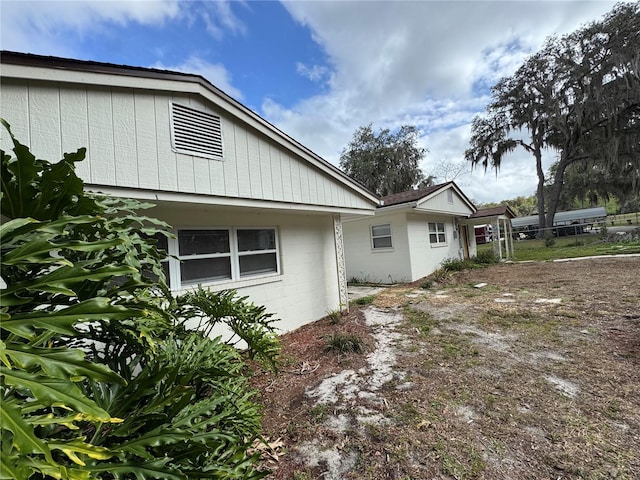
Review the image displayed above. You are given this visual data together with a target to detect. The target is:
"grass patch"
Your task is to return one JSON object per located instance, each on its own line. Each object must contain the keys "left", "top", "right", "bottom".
{"left": 324, "top": 332, "right": 365, "bottom": 354}
{"left": 354, "top": 295, "right": 375, "bottom": 306}
{"left": 498, "top": 233, "right": 640, "bottom": 261}
{"left": 404, "top": 307, "right": 440, "bottom": 335}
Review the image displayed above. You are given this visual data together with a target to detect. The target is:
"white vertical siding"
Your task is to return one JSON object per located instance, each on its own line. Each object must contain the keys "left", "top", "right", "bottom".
{"left": 417, "top": 189, "right": 474, "bottom": 215}
{"left": 234, "top": 125, "right": 252, "bottom": 197}
{"left": 112, "top": 91, "right": 138, "bottom": 188}
{"left": 134, "top": 94, "right": 159, "bottom": 189}
{"left": 221, "top": 118, "right": 239, "bottom": 197}
{"left": 247, "top": 133, "right": 263, "bottom": 197}
{"left": 87, "top": 89, "right": 116, "bottom": 185}
{"left": 269, "top": 145, "right": 284, "bottom": 201}
{"left": 258, "top": 139, "right": 273, "bottom": 199}
{"left": 1, "top": 80, "right": 374, "bottom": 210}
{"left": 0, "top": 82, "right": 30, "bottom": 146}
{"left": 29, "top": 85, "right": 62, "bottom": 160}
{"left": 59, "top": 87, "right": 90, "bottom": 179}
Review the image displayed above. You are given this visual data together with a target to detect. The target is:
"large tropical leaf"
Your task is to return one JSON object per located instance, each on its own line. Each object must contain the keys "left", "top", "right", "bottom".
{"left": 4, "top": 344, "right": 124, "bottom": 384}
{"left": 0, "top": 395, "right": 52, "bottom": 459}
{"left": 85, "top": 458, "right": 186, "bottom": 480}
{"left": 0, "top": 368, "right": 115, "bottom": 422}
{"left": 1, "top": 298, "right": 143, "bottom": 340}
{"left": 48, "top": 438, "right": 114, "bottom": 466}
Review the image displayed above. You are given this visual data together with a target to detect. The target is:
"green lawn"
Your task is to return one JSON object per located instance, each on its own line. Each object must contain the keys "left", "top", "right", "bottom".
{"left": 477, "top": 233, "right": 640, "bottom": 261}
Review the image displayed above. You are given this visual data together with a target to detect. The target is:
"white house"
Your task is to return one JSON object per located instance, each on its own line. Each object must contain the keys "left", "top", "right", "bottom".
{"left": 343, "top": 182, "right": 477, "bottom": 284}
{"left": 0, "top": 51, "right": 380, "bottom": 332}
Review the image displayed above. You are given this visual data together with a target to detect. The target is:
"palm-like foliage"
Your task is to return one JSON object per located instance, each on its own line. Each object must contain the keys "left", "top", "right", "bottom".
{"left": 1, "top": 120, "right": 279, "bottom": 479}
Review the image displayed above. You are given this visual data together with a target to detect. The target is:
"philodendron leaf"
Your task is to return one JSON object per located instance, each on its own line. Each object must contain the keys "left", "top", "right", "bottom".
{"left": 49, "top": 438, "right": 114, "bottom": 466}
{"left": 3, "top": 238, "right": 124, "bottom": 266}
{"left": 0, "top": 451, "right": 31, "bottom": 480}
{"left": 4, "top": 264, "right": 138, "bottom": 298}
{"left": 0, "top": 396, "right": 52, "bottom": 459}
{"left": 21, "top": 458, "right": 92, "bottom": 480}
{"left": 117, "top": 428, "right": 191, "bottom": 460}
{"left": 1, "top": 297, "right": 143, "bottom": 340}
{"left": 86, "top": 458, "right": 186, "bottom": 480}
{"left": 5, "top": 344, "right": 125, "bottom": 384}
{"left": 0, "top": 368, "right": 115, "bottom": 422}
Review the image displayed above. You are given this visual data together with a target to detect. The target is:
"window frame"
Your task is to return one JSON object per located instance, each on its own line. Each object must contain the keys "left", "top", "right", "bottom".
{"left": 370, "top": 223, "right": 393, "bottom": 250}
{"left": 168, "top": 227, "right": 280, "bottom": 289}
{"left": 177, "top": 229, "right": 233, "bottom": 285}
{"left": 236, "top": 228, "right": 280, "bottom": 278}
{"left": 428, "top": 222, "right": 447, "bottom": 245}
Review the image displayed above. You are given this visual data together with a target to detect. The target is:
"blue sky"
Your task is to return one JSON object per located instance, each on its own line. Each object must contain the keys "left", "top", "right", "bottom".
{"left": 0, "top": 0, "right": 624, "bottom": 203}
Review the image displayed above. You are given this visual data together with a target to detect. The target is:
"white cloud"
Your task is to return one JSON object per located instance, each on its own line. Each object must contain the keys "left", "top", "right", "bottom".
{"left": 151, "top": 56, "right": 243, "bottom": 100}
{"left": 296, "top": 62, "right": 330, "bottom": 82}
{"left": 200, "top": 0, "right": 247, "bottom": 40}
{"left": 269, "top": 0, "right": 620, "bottom": 203}
{"left": 0, "top": 0, "right": 181, "bottom": 55}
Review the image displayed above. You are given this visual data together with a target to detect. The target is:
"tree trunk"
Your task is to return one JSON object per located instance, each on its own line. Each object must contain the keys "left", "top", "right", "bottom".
{"left": 534, "top": 146, "right": 546, "bottom": 238}
{"left": 546, "top": 152, "right": 571, "bottom": 230}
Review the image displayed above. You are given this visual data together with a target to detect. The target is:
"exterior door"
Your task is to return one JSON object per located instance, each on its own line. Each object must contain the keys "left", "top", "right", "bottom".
{"left": 460, "top": 225, "right": 470, "bottom": 259}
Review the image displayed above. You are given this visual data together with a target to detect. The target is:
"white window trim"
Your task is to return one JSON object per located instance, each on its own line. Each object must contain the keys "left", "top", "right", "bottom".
{"left": 166, "top": 227, "right": 281, "bottom": 290}
{"left": 370, "top": 223, "right": 393, "bottom": 250}
{"left": 428, "top": 222, "right": 447, "bottom": 246}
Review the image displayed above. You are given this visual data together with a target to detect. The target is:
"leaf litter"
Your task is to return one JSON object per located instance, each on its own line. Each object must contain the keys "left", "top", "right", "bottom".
{"left": 251, "top": 256, "right": 640, "bottom": 479}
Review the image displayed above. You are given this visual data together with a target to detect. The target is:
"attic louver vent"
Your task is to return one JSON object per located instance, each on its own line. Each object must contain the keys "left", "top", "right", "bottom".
{"left": 170, "top": 103, "right": 223, "bottom": 160}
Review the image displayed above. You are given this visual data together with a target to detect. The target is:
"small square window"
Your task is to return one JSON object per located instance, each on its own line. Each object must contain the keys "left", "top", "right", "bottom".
{"left": 428, "top": 222, "right": 447, "bottom": 245}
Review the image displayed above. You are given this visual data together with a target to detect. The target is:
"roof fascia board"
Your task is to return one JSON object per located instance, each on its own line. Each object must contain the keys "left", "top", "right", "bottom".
{"left": 86, "top": 185, "right": 376, "bottom": 216}
{"left": 412, "top": 206, "right": 472, "bottom": 217}
{"left": 1, "top": 60, "right": 379, "bottom": 206}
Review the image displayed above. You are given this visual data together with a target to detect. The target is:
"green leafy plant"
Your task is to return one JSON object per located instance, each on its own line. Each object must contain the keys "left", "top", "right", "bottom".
{"left": 1, "top": 119, "right": 279, "bottom": 479}
{"left": 354, "top": 295, "right": 375, "bottom": 306}
{"left": 324, "top": 333, "right": 365, "bottom": 354}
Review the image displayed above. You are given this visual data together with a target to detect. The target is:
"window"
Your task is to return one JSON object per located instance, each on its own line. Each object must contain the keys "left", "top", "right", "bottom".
{"left": 170, "top": 103, "right": 223, "bottom": 160}
{"left": 178, "top": 230, "right": 231, "bottom": 284}
{"left": 371, "top": 224, "right": 392, "bottom": 249}
{"left": 447, "top": 190, "right": 454, "bottom": 204}
{"left": 175, "top": 227, "right": 279, "bottom": 287}
{"left": 428, "top": 222, "right": 447, "bottom": 245}
{"left": 237, "top": 229, "right": 278, "bottom": 277}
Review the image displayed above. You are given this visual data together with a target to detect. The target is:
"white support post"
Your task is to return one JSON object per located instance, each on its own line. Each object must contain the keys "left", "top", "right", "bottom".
{"left": 333, "top": 214, "right": 349, "bottom": 312}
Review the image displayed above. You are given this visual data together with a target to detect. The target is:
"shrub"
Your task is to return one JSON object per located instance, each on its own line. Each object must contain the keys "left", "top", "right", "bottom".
{"left": 355, "top": 295, "right": 375, "bottom": 306}
{"left": 441, "top": 257, "right": 473, "bottom": 272}
{"left": 473, "top": 249, "right": 499, "bottom": 265}
{"left": 0, "top": 119, "right": 278, "bottom": 479}
{"left": 324, "top": 333, "right": 366, "bottom": 354}
{"left": 544, "top": 233, "right": 556, "bottom": 247}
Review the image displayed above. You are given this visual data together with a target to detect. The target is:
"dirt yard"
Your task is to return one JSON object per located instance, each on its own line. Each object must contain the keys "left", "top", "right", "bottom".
{"left": 251, "top": 256, "right": 640, "bottom": 479}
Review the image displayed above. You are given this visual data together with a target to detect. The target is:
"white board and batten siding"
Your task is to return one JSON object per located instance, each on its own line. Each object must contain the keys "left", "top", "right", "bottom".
{"left": 415, "top": 188, "right": 473, "bottom": 216}
{"left": 0, "top": 80, "right": 371, "bottom": 212}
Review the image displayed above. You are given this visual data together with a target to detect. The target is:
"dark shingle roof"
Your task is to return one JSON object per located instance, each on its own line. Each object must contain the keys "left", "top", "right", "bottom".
{"left": 470, "top": 205, "right": 516, "bottom": 219}
{"left": 380, "top": 183, "right": 449, "bottom": 207}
